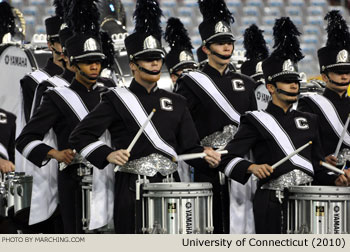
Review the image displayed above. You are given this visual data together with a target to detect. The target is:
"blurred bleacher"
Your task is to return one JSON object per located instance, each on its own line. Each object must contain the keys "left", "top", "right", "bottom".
{"left": 10, "top": 0, "right": 350, "bottom": 78}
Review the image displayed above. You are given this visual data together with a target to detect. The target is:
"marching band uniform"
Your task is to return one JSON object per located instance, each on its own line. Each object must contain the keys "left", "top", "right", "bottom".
{"left": 69, "top": 0, "right": 215, "bottom": 234}
{"left": 19, "top": 16, "right": 63, "bottom": 123}
{"left": 219, "top": 17, "right": 346, "bottom": 234}
{"left": 16, "top": 31, "right": 113, "bottom": 233}
{"left": 298, "top": 11, "right": 350, "bottom": 158}
{"left": 175, "top": 0, "right": 257, "bottom": 234}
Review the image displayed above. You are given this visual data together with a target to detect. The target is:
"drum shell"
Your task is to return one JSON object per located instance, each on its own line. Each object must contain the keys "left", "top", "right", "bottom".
{"left": 0, "top": 182, "right": 6, "bottom": 217}
{"left": 142, "top": 182, "right": 213, "bottom": 234}
{"left": 287, "top": 186, "right": 350, "bottom": 234}
{"left": 13, "top": 175, "right": 33, "bottom": 215}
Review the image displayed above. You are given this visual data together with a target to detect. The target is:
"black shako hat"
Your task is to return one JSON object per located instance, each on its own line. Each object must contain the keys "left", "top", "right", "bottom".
{"left": 124, "top": 0, "right": 165, "bottom": 61}
{"left": 65, "top": 0, "right": 105, "bottom": 63}
{"left": 164, "top": 17, "right": 197, "bottom": 74}
{"left": 318, "top": 11, "right": 350, "bottom": 74}
{"left": 0, "top": 1, "right": 16, "bottom": 42}
{"left": 198, "top": 0, "right": 235, "bottom": 46}
{"left": 262, "top": 17, "right": 304, "bottom": 84}
{"left": 44, "top": 0, "right": 66, "bottom": 41}
{"left": 241, "top": 24, "right": 269, "bottom": 82}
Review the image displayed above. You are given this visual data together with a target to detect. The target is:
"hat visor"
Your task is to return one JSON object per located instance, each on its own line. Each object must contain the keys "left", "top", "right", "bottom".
{"left": 326, "top": 65, "right": 350, "bottom": 74}
{"left": 75, "top": 53, "right": 106, "bottom": 63}
{"left": 134, "top": 51, "right": 165, "bottom": 61}
{"left": 207, "top": 34, "right": 235, "bottom": 44}
{"left": 272, "top": 73, "right": 301, "bottom": 83}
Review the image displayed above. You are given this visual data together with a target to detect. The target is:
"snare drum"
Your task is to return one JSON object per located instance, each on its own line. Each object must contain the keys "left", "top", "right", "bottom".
{"left": 142, "top": 182, "right": 213, "bottom": 234}
{"left": 13, "top": 175, "right": 32, "bottom": 215}
{"left": 287, "top": 186, "right": 350, "bottom": 234}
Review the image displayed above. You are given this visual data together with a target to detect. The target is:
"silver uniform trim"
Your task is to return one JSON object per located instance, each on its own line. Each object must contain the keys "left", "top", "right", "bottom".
{"left": 115, "top": 153, "right": 177, "bottom": 176}
{"left": 224, "top": 157, "right": 244, "bottom": 177}
{"left": 260, "top": 169, "right": 313, "bottom": 191}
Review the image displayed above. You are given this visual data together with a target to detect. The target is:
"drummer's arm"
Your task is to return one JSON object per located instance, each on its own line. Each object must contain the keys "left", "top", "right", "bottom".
{"left": 20, "top": 76, "right": 38, "bottom": 123}
{"left": 218, "top": 115, "right": 261, "bottom": 184}
{"left": 311, "top": 115, "right": 338, "bottom": 185}
{"left": 15, "top": 93, "right": 60, "bottom": 167}
{"left": 69, "top": 94, "right": 117, "bottom": 169}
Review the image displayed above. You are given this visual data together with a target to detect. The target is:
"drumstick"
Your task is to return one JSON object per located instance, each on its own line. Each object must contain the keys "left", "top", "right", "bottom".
{"left": 173, "top": 150, "right": 228, "bottom": 162}
{"left": 271, "top": 141, "right": 312, "bottom": 169}
{"left": 127, "top": 109, "right": 156, "bottom": 153}
{"left": 320, "top": 161, "right": 345, "bottom": 175}
{"left": 334, "top": 113, "right": 350, "bottom": 158}
{"left": 59, "top": 149, "right": 76, "bottom": 171}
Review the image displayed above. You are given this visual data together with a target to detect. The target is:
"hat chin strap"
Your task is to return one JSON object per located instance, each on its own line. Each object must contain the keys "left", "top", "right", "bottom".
{"left": 209, "top": 49, "right": 232, "bottom": 60}
{"left": 76, "top": 65, "right": 99, "bottom": 81}
{"left": 134, "top": 62, "right": 161, "bottom": 75}
{"left": 276, "top": 88, "right": 300, "bottom": 97}
{"left": 326, "top": 73, "right": 350, "bottom": 86}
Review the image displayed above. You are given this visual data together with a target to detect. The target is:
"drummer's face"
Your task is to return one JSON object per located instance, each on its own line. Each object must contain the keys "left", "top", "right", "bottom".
{"left": 76, "top": 61, "right": 101, "bottom": 84}
{"left": 132, "top": 59, "right": 162, "bottom": 84}
{"left": 269, "top": 81, "right": 299, "bottom": 104}
{"left": 323, "top": 72, "right": 350, "bottom": 95}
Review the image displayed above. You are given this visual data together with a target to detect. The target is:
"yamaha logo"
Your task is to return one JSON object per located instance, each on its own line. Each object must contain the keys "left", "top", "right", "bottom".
{"left": 4, "top": 54, "right": 27, "bottom": 67}
{"left": 185, "top": 202, "right": 193, "bottom": 234}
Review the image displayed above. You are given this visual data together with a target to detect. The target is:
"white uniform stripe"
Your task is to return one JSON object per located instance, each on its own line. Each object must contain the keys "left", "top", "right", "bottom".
{"left": 22, "top": 140, "right": 43, "bottom": 158}
{"left": 306, "top": 94, "right": 350, "bottom": 147}
{"left": 112, "top": 87, "right": 178, "bottom": 158}
{"left": 53, "top": 87, "right": 89, "bottom": 121}
{"left": 186, "top": 71, "right": 241, "bottom": 124}
{"left": 0, "top": 143, "right": 9, "bottom": 160}
{"left": 80, "top": 141, "right": 105, "bottom": 158}
{"left": 250, "top": 110, "right": 313, "bottom": 173}
{"left": 224, "top": 157, "right": 244, "bottom": 177}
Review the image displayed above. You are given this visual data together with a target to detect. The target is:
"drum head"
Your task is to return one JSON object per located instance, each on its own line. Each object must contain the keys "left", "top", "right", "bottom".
{"left": 143, "top": 182, "right": 212, "bottom": 191}
{"left": 0, "top": 44, "right": 37, "bottom": 114}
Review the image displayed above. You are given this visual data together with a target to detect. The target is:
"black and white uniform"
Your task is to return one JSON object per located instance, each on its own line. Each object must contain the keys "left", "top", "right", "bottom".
{"left": 31, "top": 69, "right": 76, "bottom": 116}
{"left": 19, "top": 58, "right": 63, "bottom": 123}
{"left": 219, "top": 102, "right": 338, "bottom": 233}
{"left": 176, "top": 64, "right": 257, "bottom": 234}
{"left": 69, "top": 80, "right": 209, "bottom": 234}
{"left": 298, "top": 88, "right": 350, "bottom": 157}
{"left": 16, "top": 79, "right": 113, "bottom": 233}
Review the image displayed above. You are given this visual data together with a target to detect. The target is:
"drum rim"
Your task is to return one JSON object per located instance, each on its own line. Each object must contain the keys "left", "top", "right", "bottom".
{"left": 142, "top": 182, "right": 213, "bottom": 190}
{"left": 287, "top": 185, "right": 350, "bottom": 194}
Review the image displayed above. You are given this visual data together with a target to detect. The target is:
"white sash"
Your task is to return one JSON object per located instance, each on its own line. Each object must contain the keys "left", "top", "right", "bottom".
{"left": 0, "top": 143, "right": 9, "bottom": 160}
{"left": 30, "top": 76, "right": 70, "bottom": 117}
{"left": 16, "top": 70, "right": 52, "bottom": 174}
{"left": 54, "top": 87, "right": 114, "bottom": 230}
{"left": 112, "top": 87, "right": 178, "bottom": 158}
{"left": 305, "top": 94, "right": 350, "bottom": 148}
{"left": 185, "top": 71, "right": 240, "bottom": 124}
{"left": 250, "top": 110, "right": 313, "bottom": 173}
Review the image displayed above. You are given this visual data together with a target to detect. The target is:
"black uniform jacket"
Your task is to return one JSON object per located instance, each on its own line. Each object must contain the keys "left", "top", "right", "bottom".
{"left": 176, "top": 63, "right": 257, "bottom": 139}
{"left": 0, "top": 108, "right": 16, "bottom": 162}
{"left": 219, "top": 102, "right": 338, "bottom": 187}
{"left": 20, "top": 58, "right": 63, "bottom": 122}
{"left": 69, "top": 79, "right": 208, "bottom": 170}
{"left": 298, "top": 88, "right": 350, "bottom": 156}
{"left": 16, "top": 79, "right": 111, "bottom": 167}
